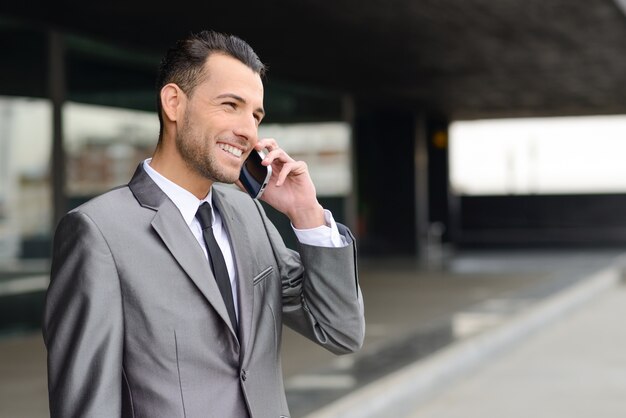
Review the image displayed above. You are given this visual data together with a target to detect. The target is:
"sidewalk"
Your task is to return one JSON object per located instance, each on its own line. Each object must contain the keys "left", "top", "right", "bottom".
{"left": 299, "top": 250, "right": 625, "bottom": 418}
{"left": 407, "top": 283, "right": 626, "bottom": 418}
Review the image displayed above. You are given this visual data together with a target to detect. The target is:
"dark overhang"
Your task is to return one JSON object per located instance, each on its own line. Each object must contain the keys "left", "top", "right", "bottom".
{"left": 2, "top": 0, "right": 626, "bottom": 119}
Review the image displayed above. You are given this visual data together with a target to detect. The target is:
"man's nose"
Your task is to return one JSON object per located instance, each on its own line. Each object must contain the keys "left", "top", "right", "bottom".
{"left": 233, "top": 114, "right": 259, "bottom": 144}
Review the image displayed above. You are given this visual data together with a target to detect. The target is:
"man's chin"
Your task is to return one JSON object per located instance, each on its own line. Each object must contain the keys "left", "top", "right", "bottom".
{"left": 208, "top": 171, "right": 240, "bottom": 185}
{"left": 190, "top": 159, "right": 241, "bottom": 185}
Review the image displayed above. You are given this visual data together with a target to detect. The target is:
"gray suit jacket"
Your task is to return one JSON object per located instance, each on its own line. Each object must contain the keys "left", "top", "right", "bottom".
{"left": 43, "top": 165, "right": 364, "bottom": 418}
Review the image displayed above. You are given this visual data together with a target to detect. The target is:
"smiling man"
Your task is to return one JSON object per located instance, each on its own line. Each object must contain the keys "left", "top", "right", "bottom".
{"left": 43, "top": 31, "right": 364, "bottom": 418}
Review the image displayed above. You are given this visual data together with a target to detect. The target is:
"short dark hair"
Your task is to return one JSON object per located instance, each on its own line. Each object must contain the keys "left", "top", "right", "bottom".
{"left": 155, "top": 30, "right": 266, "bottom": 139}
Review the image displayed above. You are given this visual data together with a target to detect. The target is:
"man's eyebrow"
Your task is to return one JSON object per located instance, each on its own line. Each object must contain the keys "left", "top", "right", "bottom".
{"left": 216, "top": 93, "right": 265, "bottom": 116}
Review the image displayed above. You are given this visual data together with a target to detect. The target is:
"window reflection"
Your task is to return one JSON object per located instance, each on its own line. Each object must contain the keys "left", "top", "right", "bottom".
{"left": 64, "top": 102, "right": 157, "bottom": 202}
{"left": 0, "top": 96, "right": 51, "bottom": 264}
{"left": 259, "top": 122, "right": 352, "bottom": 196}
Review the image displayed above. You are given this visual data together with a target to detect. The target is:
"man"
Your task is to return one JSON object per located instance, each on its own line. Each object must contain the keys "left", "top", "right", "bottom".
{"left": 43, "top": 30, "right": 364, "bottom": 418}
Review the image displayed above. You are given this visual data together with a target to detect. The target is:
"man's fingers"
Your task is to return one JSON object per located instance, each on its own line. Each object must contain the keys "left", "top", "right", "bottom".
{"left": 256, "top": 137, "right": 279, "bottom": 152}
{"left": 254, "top": 138, "right": 309, "bottom": 185}
{"left": 275, "top": 161, "right": 307, "bottom": 186}
{"left": 264, "top": 147, "right": 293, "bottom": 166}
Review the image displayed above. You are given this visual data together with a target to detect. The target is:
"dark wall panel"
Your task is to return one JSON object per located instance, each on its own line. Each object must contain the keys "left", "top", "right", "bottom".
{"left": 354, "top": 107, "right": 417, "bottom": 255}
{"left": 456, "top": 194, "right": 626, "bottom": 247}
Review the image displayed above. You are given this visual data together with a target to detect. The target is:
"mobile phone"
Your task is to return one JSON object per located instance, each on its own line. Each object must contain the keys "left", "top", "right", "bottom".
{"left": 239, "top": 150, "right": 272, "bottom": 199}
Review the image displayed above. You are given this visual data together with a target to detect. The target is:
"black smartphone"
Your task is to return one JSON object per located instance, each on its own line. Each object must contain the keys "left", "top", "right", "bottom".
{"left": 239, "top": 150, "right": 272, "bottom": 199}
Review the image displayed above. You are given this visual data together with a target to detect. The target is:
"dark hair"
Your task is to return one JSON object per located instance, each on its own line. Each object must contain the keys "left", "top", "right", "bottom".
{"left": 155, "top": 30, "right": 266, "bottom": 139}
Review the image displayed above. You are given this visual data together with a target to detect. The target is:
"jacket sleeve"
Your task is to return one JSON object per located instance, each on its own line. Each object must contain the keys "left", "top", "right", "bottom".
{"left": 255, "top": 201, "right": 365, "bottom": 354}
{"left": 42, "top": 211, "right": 124, "bottom": 418}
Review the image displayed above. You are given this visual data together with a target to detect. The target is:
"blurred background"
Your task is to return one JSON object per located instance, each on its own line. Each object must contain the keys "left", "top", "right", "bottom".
{"left": 2, "top": 1, "right": 626, "bottom": 417}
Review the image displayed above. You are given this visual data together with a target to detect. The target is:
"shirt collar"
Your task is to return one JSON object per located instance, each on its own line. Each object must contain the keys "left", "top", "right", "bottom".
{"left": 142, "top": 159, "right": 213, "bottom": 226}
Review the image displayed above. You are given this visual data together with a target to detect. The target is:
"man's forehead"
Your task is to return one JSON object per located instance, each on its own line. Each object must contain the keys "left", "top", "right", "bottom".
{"left": 204, "top": 54, "right": 262, "bottom": 80}
{"left": 202, "top": 54, "right": 264, "bottom": 95}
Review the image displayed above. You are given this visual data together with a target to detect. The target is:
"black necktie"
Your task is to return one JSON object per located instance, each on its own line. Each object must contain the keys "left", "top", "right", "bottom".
{"left": 195, "top": 202, "right": 238, "bottom": 330}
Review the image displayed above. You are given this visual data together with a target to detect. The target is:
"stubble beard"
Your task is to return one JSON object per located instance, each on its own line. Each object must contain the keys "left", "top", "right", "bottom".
{"left": 175, "top": 115, "right": 239, "bottom": 184}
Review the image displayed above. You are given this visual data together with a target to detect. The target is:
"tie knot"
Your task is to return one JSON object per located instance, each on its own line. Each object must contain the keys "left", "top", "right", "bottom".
{"left": 195, "top": 202, "right": 213, "bottom": 230}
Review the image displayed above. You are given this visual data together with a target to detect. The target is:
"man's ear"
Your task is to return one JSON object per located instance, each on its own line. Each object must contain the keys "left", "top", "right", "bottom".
{"left": 160, "top": 83, "right": 185, "bottom": 123}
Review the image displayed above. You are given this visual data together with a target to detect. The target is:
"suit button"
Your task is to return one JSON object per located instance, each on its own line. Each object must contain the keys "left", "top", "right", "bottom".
{"left": 240, "top": 369, "right": 248, "bottom": 381}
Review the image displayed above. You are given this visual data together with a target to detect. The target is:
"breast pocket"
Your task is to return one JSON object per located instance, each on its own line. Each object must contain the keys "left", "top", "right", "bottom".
{"left": 253, "top": 266, "right": 273, "bottom": 286}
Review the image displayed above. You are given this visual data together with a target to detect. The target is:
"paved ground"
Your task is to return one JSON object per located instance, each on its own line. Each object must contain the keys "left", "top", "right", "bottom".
{"left": 407, "top": 283, "right": 626, "bottom": 418}
{"left": 0, "top": 333, "right": 48, "bottom": 418}
{"left": 0, "top": 249, "right": 622, "bottom": 418}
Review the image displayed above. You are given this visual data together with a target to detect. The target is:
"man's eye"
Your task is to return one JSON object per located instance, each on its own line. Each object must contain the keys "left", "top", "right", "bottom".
{"left": 224, "top": 102, "right": 237, "bottom": 109}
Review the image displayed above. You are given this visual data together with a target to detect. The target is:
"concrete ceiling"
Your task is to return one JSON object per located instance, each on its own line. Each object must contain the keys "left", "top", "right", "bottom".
{"left": 2, "top": 0, "right": 626, "bottom": 120}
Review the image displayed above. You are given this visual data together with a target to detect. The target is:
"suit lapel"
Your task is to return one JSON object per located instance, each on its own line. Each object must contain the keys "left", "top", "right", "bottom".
{"left": 128, "top": 165, "right": 238, "bottom": 340}
{"left": 213, "top": 188, "right": 255, "bottom": 356}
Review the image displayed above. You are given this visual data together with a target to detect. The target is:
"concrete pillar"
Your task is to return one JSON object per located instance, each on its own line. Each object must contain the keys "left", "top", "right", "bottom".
{"left": 425, "top": 118, "right": 451, "bottom": 265}
{"left": 48, "top": 30, "right": 67, "bottom": 228}
{"left": 414, "top": 113, "right": 429, "bottom": 259}
{"left": 353, "top": 106, "right": 418, "bottom": 256}
{"left": 353, "top": 105, "right": 451, "bottom": 259}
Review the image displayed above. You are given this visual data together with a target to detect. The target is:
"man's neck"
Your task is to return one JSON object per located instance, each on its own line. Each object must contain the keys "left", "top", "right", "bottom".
{"left": 149, "top": 149, "right": 212, "bottom": 200}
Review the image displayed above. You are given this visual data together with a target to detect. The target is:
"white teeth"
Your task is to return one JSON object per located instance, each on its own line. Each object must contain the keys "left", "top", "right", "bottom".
{"left": 218, "top": 143, "right": 243, "bottom": 157}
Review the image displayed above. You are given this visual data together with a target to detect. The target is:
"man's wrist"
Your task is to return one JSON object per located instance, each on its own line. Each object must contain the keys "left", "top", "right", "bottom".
{"left": 288, "top": 204, "right": 325, "bottom": 229}
{"left": 292, "top": 209, "right": 347, "bottom": 247}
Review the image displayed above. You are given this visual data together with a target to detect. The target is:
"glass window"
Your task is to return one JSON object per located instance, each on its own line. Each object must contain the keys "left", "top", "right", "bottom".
{"left": 259, "top": 122, "right": 352, "bottom": 196}
{"left": 64, "top": 102, "right": 157, "bottom": 203}
{"left": 0, "top": 96, "right": 52, "bottom": 266}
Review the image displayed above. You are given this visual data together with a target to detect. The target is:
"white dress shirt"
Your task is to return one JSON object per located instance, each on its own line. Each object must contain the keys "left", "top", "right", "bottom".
{"left": 142, "top": 160, "right": 347, "bottom": 322}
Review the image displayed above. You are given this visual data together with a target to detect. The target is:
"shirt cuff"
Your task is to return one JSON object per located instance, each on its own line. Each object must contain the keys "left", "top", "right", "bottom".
{"left": 292, "top": 209, "right": 347, "bottom": 248}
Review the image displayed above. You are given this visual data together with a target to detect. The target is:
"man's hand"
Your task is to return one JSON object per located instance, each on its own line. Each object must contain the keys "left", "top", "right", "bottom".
{"left": 252, "top": 138, "right": 325, "bottom": 229}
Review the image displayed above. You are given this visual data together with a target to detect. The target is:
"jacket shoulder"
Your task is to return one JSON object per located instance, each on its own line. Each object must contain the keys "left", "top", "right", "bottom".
{"left": 66, "top": 185, "right": 135, "bottom": 219}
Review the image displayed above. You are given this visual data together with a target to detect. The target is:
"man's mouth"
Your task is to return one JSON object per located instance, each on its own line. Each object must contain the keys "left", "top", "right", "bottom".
{"left": 218, "top": 143, "right": 243, "bottom": 158}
